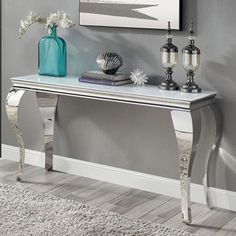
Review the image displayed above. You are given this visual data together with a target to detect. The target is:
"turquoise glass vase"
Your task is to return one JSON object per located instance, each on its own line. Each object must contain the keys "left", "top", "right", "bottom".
{"left": 38, "top": 26, "right": 67, "bottom": 77}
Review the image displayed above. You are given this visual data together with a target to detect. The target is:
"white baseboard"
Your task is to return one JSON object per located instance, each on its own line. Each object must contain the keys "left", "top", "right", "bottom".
{"left": 2, "top": 144, "right": 236, "bottom": 212}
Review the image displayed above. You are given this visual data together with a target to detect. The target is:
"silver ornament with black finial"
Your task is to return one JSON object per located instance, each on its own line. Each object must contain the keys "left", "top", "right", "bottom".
{"left": 160, "top": 21, "right": 179, "bottom": 91}
{"left": 181, "top": 22, "right": 201, "bottom": 93}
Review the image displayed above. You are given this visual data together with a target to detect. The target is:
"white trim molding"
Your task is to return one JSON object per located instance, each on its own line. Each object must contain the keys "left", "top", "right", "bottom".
{"left": 2, "top": 144, "right": 236, "bottom": 212}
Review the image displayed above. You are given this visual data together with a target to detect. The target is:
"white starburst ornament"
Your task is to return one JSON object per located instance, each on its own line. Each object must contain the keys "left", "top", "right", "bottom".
{"left": 130, "top": 69, "right": 149, "bottom": 86}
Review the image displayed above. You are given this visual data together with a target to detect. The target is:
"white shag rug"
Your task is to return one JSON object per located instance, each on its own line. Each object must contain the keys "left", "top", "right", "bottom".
{"left": 0, "top": 184, "right": 196, "bottom": 236}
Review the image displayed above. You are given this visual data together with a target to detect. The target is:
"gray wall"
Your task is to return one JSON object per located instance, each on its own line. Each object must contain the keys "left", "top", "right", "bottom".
{"left": 2, "top": 0, "right": 236, "bottom": 192}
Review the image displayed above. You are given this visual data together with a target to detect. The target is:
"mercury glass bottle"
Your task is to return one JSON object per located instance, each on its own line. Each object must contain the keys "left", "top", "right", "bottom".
{"left": 160, "top": 22, "right": 179, "bottom": 90}
{"left": 38, "top": 25, "right": 67, "bottom": 77}
{"left": 181, "top": 22, "right": 201, "bottom": 93}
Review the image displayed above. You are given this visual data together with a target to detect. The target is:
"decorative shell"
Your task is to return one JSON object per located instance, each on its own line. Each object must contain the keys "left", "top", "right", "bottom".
{"left": 96, "top": 52, "right": 123, "bottom": 75}
{"left": 130, "top": 69, "right": 149, "bottom": 86}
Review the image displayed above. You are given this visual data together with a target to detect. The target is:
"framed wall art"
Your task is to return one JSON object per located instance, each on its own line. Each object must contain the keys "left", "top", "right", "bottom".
{"left": 79, "top": 0, "right": 182, "bottom": 30}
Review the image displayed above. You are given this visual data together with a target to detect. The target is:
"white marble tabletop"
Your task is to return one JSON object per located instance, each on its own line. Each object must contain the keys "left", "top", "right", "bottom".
{"left": 11, "top": 74, "right": 217, "bottom": 110}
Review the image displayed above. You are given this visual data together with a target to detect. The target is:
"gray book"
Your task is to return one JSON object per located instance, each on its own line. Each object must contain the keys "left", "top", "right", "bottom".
{"left": 79, "top": 77, "right": 132, "bottom": 86}
{"left": 82, "top": 71, "right": 130, "bottom": 82}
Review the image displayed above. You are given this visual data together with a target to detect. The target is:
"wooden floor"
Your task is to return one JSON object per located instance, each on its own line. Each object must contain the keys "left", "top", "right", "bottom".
{"left": 0, "top": 159, "right": 236, "bottom": 236}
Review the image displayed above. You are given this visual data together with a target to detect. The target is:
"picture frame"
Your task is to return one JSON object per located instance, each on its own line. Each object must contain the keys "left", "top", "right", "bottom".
{"left": 79, "top": 0, "right": 182, "bottom": 30}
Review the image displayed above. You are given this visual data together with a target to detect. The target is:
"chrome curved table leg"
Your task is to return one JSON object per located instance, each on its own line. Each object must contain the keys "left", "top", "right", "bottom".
{"left": 171, "top": 109, "right": 201, "bottom": 224}
{"left": 36, "top": 93, "right": 58, "bottom": 171}
{"left": 202, "top": 104, "right": 222, "bottom": 208}
{"left": 6, "top": 88, "right": 26, "bottom": 181}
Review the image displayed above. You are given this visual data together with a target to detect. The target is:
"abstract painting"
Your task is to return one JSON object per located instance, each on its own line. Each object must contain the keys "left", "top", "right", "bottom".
{"left": 79, "top": 0, "right": 181, "bottom": 30}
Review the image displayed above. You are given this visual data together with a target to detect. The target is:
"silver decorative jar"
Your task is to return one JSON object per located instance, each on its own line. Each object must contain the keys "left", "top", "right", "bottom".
{"left": 181, "top": 22, "right": 201, "bottom": 93}
{"left": 160, "top": 22, "right": 179, "bottom": 91}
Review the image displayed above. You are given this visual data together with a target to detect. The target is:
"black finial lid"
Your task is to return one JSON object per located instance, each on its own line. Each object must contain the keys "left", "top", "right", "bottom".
{"left": 182, "top": 21, "right": 200, "bottom": 55}
{"left": 166, "top": 21, "right": 172, "bottom": 43}
{"left": 188, "top": 21, "right": 196, "bottom": 45}
{"left": 167, "top": 21, "right": 171, "bottom": 34}
{"left": 190, "top": 21, "right": 194, "bottom": 36}
{"left": 161, "top": 21, "right": 178, "bottom": 53}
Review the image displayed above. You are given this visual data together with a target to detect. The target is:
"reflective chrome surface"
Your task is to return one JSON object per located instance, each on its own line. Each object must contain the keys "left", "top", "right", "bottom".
{"left": 36, "top": 92, "right": 58, "bottom": 171}
{"left": 171, "top": 109, "right": 201, "bottom": 224}
{"left": 6, "top": 88, "right": 25, "bottom": 181}
{"left": 160, "top": 22, "right": 179, "bottom": 91}
{"left": 202, "top": 104, "right": 222, "bottom": 208}
{"left": 181, "top": 22, "right": 201, "bottom": 93}
{"left": 171, "top": 103, "right": 220, "bottom": 224}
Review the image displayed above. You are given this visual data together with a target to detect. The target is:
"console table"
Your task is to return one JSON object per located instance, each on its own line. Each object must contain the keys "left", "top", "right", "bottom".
{"left": 6, "top": 74, "right": 221, "bottom": 224}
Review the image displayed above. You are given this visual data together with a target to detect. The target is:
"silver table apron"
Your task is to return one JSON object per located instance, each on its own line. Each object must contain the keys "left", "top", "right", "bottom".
{"left": 6, "top": 74, "right": 221, "bottom": 224}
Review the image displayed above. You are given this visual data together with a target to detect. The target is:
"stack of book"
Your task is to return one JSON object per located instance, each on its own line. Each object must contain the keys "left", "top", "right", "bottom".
{"left": 79, "top": 71, "right": 132, "bottom": 86}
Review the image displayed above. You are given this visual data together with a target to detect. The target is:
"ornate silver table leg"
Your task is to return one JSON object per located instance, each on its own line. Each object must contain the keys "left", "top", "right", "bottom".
{"left": 202, "top": 104, "right": 221, "bottom": 208}
{"left": 36, "top": 93, "right": 58, "bottom": 171}
{"left": 171, "top": 109, "right": 201, "bottom": 224}
{"left": 6, "top": 88, "right": 25, "bottom": 181}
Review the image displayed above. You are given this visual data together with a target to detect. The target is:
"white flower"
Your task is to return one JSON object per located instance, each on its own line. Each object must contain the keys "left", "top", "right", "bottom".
{"left": 19, "top": 12, "right": 47, "bottom": 38}
{"left": 130, "top": 69, "right": 149, "bottom": 86}
{"left": 49, "top": 13, "right": 59, "bottom": 23}
{"left": 20, "top": 20, "right": 27, "bottom": 30}
{"left": 46, "top": 12, "right": 60, "bottom": 28}
{"left": 45, "top": 12, "right": 74, "bottom": 31}
{"left": 60, "top": 13, "right": 72, "bottom": 28}
{"left": 59, "top": 12, "right": 74, "bottom": 28}
{"left": 19, "top": 11, "right": 74, "bottom": 38}
{"left": 28, "top": 12, "right": 33, "bottom": 21}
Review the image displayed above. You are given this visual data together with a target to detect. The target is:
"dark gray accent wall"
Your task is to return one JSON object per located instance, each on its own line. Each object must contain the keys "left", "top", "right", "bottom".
{"left": 2, "top": 0, "right": 236, "bottom": 192}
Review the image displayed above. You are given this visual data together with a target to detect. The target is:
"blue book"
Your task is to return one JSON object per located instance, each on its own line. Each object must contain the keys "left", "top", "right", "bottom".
{"left": 79, "top": 77, "right": 132, "bottom": 86}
